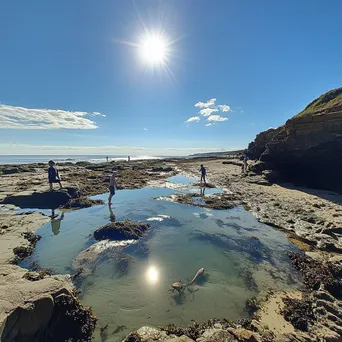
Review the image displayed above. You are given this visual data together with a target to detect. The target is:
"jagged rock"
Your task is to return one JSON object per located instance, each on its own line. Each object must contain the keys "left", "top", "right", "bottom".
{"left": 1, "top": 187, "right": 81, "bottom": 209}
{"left": 197, "top": 329, "right": 236, "bottom": 341}
{"left": 124, "top": 327, "right": 170, "bottom": 341}
{"left": 94, "top": 220, "right": 150, "bottom": 241}
{"left": 248, "top": 87, "right": 342, "bottom": 192}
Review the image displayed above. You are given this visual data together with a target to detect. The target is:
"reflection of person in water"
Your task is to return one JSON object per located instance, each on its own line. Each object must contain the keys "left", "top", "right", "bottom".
{"left": 109, "top": 206, "right": 116, "bottom": 222}
{"left": 51, "top": 209, "right": 64, "bottom": 235}
{"left": 200, "top": 187, "right": 206, "bottom": 197}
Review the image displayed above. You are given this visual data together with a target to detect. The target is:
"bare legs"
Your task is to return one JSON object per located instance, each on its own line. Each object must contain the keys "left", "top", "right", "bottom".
{"left": 200, "top": 175, "right": 207, "bottom": 186}
{"left": 49, "top": 181, "right": 62, "bottom": 191}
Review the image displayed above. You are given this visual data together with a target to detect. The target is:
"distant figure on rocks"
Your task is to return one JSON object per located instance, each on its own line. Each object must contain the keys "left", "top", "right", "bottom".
{"left": 48, "top": 160, "right": 62, "bottom": 191}
{"left": 108, "top": 168, "right": 117, "bottom": 206}
{"left": 106, "top": 156, "right": 109, "bottom": 162}
{"left": 200, "top": 164, "right": 207, "bottom": 186}
{"left": 242, "top": 154, "right": 249, "bottom": 173}
{"left": 127, "top": 155, "right": 130, "bottom": 162}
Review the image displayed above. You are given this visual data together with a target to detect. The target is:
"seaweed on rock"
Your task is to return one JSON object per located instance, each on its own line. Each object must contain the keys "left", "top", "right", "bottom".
{"left": 45, "top": 293, "right": 97, "bottom": 342}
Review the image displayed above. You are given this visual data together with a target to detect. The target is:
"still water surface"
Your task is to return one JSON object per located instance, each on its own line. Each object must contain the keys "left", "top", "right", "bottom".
{"left": 22, "top": 176, "right": 300, "bottom": 341}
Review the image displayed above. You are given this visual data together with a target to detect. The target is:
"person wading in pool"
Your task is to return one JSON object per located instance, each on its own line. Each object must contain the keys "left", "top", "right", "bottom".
{"left": 108, "top": 168, "right": 117, "bottom": 206}
{"left": 199, "top": 164, "right": 207, "bottom": 187}
{"left": 48, "top": 160, "right": 62, "bottom": 191}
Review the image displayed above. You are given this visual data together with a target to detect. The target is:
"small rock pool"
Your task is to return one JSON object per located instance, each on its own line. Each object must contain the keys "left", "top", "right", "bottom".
{"left": 20, "top": 175, "right": 301, "bottom": 341}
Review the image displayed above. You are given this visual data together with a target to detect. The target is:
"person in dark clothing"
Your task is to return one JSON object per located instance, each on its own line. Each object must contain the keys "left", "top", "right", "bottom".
{"left": 200, "top": 164, "right": 207, "bottom": 186}
{"left": 48, "top": 160, "right": 62, "bottom": 191}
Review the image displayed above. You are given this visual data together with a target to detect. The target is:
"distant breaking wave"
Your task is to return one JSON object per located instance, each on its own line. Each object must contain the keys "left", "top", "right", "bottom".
{"left": 0, "top": 155, "right": 163, "bottom": 165}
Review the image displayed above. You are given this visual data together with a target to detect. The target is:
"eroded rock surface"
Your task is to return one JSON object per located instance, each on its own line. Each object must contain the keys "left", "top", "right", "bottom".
{"left": 0, "top": 265, "right": 96, "bottom": 342}
{"left": 248, "top": 87, "right": 342, "bottom": 192}
{"left": 123, "top": 321, "right": 263, "bottom": 342}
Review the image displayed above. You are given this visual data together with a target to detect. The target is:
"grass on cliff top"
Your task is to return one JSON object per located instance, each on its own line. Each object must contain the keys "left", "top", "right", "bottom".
{"left": 296, "top": 87, "right": 342, "bottom": 117}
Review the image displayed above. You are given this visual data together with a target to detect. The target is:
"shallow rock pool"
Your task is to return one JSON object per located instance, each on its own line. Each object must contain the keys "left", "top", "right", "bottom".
{"left": 21, "top": 176, "right": 301, "bottom": 341}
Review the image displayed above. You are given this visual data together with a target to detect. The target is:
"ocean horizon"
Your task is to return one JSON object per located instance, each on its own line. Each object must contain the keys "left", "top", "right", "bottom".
{"left": 0, "top": 154, "right": 179, "bottom": 165}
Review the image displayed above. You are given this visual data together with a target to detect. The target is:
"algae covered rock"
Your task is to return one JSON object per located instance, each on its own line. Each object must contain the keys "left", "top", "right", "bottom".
{"left": 94, "top": 220, "right": 150, "bottom": 241}
{"left": 62, "top": 196, "right": 104, "bottom": 209}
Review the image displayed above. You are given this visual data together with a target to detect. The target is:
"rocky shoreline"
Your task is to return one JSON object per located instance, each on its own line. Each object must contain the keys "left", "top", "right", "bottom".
{"left": 0, "top": 157, "right": 341, "bottom": 341}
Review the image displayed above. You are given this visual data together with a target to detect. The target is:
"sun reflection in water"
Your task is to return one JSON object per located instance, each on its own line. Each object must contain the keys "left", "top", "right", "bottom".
{"left": 146, "top": 266, "right": 159, "bottom": 285}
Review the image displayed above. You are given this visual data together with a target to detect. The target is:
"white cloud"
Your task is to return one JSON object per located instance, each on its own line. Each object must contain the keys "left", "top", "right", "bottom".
{"left": 144, "top": 128, "right": 148, "bottom": 131}
{"left": 194, "top": 98, "right": 216, "bottom": 109}
{"left": 199, "top": 108, "right": 218, "bottom": 117}
{"left": 186, "top": 116, "right": 200, "bottom": 123}
{"left": 0, "top": 143, "right": 243, "bottom": 156}
{"left": 0, "top": 104, "right": 105, "bottom": 129}
{"left": 207, "top": 115, "right": 228, "bottom": 122}
{"left": 218, "top": 104, "right": 231, "bottom": 112}
{"left": 191, "top": 98, "right": 232, "bottom": 126}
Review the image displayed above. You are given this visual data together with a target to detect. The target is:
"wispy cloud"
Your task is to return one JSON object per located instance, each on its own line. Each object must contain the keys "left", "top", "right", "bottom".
{"left": 0, "top": 104, "right": 105, "bottom": 130}
{"left": 207, "top": 115, "right": 228, "bottom": 122}
{"left": 144, "top": 128, "right": 148, "bottom": 131}
{"left": 188, "top": 97, "right": 231, "bottom": 126}
{"left": 218, "top": 105, "right": 230, "bottom": 112}
{"left": 185, "top": 116, "right": 200, "bottom": 123}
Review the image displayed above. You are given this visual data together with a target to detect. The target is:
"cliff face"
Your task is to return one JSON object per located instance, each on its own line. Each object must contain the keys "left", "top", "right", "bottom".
{"left": 248, "top": 87, "right": 342, "bottom": 192}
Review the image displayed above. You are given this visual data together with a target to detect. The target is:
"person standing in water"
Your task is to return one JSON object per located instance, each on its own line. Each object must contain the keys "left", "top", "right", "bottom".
{"left": 108, "top": 168, "right": 117, "bottom": 206}
{"left": 48, "top": 160, "right": 62, "bottom": 191}
{"left": 200, "top": 164, "right": 207, "bottom": 186}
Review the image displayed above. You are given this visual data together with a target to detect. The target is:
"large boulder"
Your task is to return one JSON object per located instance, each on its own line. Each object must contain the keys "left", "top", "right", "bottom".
{"left": 248, "top": 87, "right": 342, "bottom": 192}
{"left": 1, "top": 187, "right": 81, "bottom": 209}
{"left": 0, "top": 264, "right": 96, "bottom": 342}
{"left": 94, "top": 220, "right": 150, "bottom": 241}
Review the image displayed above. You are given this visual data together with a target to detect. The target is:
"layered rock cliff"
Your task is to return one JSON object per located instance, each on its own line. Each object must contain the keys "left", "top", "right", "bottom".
{"left": 248, "top": 87, "right": 342, "bottom": 192}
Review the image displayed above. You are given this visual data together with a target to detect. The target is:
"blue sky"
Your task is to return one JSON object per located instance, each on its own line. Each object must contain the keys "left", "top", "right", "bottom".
{"left": 0, "top": 0, "right": 341, "bottom": 156}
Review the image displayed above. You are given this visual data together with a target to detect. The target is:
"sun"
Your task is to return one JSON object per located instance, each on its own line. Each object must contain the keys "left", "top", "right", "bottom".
{"left": 140, "top": 34, "right": 168, "bottom": 65}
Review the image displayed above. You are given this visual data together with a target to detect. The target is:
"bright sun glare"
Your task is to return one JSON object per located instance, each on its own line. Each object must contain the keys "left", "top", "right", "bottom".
{"left": 146, "top": 266, "right": 159, "bottom": 284}
{"left": 140, "top": 34, "right": 168, "bottom": 65}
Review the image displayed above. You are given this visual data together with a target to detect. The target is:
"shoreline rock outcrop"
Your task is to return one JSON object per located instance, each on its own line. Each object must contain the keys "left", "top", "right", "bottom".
{"left": 0, "top": 265, "right": 96, "bottom": 342}
{"left": 1, "top": 187, "right": 81, "bottom": 209}
{"left": 248, "top": 87, "right": 342, "bottom": 192}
